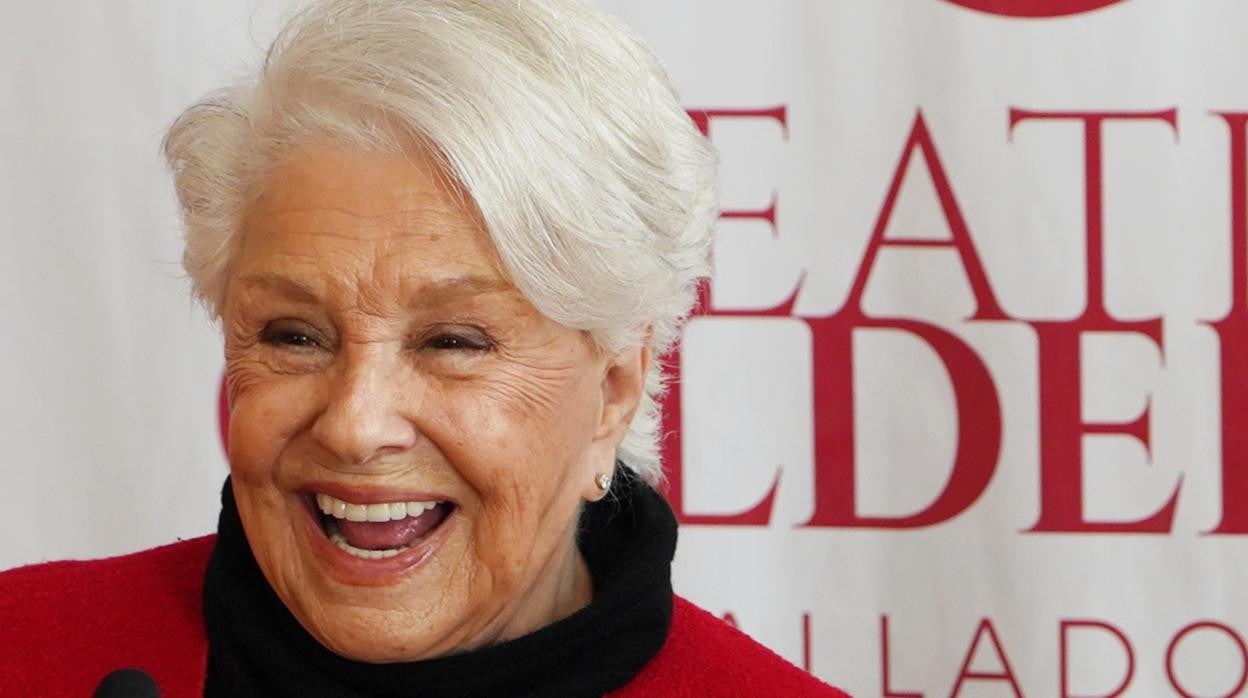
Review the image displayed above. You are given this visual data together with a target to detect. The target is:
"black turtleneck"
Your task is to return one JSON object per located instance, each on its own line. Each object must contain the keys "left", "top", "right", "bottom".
{"left": 201, "top": 467, "right": 677, "bottom": 698}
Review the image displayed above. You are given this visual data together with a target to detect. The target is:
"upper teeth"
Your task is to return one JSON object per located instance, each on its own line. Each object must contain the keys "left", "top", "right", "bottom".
{"left": 315, "top": 493, "right": 440, "bottom": 522}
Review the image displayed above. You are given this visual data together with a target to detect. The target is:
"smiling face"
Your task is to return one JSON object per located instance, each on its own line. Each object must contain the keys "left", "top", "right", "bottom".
{"left": 220, "top": 141, "right": 647, "bottom": 662}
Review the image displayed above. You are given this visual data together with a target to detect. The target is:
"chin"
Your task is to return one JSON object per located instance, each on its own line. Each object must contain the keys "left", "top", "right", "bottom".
{"left": 312, "top": 611, "right": 441, "bottom": 663}
{"left": 256, "top": 498, "right": 487, "bottom": 663}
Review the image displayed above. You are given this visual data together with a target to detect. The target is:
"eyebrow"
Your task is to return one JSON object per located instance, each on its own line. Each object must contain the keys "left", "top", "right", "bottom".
{"left": 234, "top": 272, "right": 514, "bottom": 306}
{"left": 236, "top": 272, "right": 320, "bottom": 303}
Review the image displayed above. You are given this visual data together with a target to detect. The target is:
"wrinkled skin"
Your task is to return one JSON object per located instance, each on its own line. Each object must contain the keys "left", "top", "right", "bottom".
{"left": 221, "top": 142, "right": 649, "bottom": 662}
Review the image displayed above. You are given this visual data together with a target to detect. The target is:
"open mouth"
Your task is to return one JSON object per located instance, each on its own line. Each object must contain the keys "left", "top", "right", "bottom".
{"left": 310, "top": 493, "right": 456, "bottom": 560}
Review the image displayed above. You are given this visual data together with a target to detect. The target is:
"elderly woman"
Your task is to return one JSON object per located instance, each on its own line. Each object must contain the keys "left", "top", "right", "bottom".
{"left": 0, "top": 1, "right": 845, "bottom": 696}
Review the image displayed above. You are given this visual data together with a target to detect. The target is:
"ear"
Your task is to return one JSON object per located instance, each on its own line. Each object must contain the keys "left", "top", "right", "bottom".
{"left": 583, "top": 339, "right": 651, "bottom": 500}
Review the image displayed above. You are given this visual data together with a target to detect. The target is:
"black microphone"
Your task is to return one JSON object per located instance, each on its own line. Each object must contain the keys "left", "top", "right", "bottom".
{"left": 92, "top": 668, "right": 162, "bottom": 698}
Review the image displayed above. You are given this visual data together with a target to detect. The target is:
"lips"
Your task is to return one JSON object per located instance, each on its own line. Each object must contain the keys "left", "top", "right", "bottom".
{"left": 302, "top": 488, "right": 457, "bottom": 566}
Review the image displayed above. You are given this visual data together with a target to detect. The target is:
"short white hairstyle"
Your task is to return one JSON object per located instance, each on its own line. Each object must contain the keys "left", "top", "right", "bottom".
{"left": 163, "top": 0, "right": 718, "bottom": 482}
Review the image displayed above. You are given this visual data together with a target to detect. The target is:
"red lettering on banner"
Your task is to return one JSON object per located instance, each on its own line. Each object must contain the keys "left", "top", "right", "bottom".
{"left": 1206, "top": 112, "right": 1248, "bottom": 534}
{"left": 1165, "top": 621, "right": 1248, "bottom": 698}
{"left": 686, "top": 106, "right": 789, "bottom": 145}
{"left": 688, "top": 105, "right": 789, "bottom": 289}
{"left": 880, "top": 615, "right": 924, "bottom": 698}
{"left": 660, "top": 107, "right": 790, "bottom": 524}
{"left": 697, "top": 608, "right": 1248, "bottom": 694}
{"left": 801, "top": 313, "right": 1002, "bottom": 527}
{"left": 665, "top": 108, "right": 1004, "bottom": 528}
{"left": 663, "top": 105, "right": 1222, "bottom": 535}
{"left": 950, "top": 618, "right": 1023, "bottom": 698}
{"left": 1008, "top": 109, "right": 1177, "bottom": 323}
{"left": 1059, "top": 620, "right": 1134, "bottom": 698}
{"left": 846, "top": 111, "right": 1009, "bottom": 321}
{"left": 942, "top": 0, "right": 1127, "bottom": 19}
{"left": 1010, "top": 109, "right": 1182, "bottom": 533}
{"left": 659, "top": 289, "right": 786, "bottom": 523}
{"left": 802, "top": 111, "right": 1005, "bottom": 528}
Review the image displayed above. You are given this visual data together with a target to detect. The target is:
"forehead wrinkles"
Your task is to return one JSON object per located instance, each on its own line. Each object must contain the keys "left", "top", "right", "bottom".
{"left": 235, "top": 243, "right": 518, "bottom": 327}
{"left": 246, "top": 203, "right": 497, "bottom": 284}
{"left": 248, "top": 140, "right": 486, "bottom": 235}
{"left": 235, "top": 143, "right": 511, "bottom": 314}
{"left": 251, "top": 202, "right": 480, "bottom": 245}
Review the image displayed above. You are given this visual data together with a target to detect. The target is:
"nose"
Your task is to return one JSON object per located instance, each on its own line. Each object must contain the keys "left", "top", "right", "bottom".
{"left": 311, "top": 347, "right": 419, "bottom": 469}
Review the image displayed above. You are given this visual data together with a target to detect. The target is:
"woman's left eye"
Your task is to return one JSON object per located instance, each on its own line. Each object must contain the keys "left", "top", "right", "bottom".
{"left": 424, "top": 333, "right": 491, "bottom": 351}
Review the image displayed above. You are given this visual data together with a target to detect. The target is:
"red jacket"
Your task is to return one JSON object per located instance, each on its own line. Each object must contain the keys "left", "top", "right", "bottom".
{"left": 0, "top": 537, "right": 848, "bottom": 697}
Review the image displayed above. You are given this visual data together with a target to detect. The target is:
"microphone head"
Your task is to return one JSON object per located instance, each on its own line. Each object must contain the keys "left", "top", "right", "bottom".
{"left": 92, "top": 668, "right": 161, "bottom": 698}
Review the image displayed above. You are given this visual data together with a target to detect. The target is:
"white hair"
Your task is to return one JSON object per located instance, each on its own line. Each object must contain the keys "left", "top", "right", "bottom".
{"left": 163, "top": 0, "right": 718, "bottom": 482}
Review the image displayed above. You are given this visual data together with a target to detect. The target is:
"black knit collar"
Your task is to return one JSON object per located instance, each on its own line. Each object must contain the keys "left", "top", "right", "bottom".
{"left": 202, "top": 467, "right": 676, "bottom": 698}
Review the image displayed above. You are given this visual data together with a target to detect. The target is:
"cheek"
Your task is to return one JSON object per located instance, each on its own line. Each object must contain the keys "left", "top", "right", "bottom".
{"left": 231, "top": 478, "right": 307, "bottom": 625}
{"left": 226, "top": 369, "right": 320, "bottom": 480}
{"left": 433, "top": 366, "right": 601, "bottom": 567}
{"left": 441, "top": 365, "right": 599, "bottom": 487}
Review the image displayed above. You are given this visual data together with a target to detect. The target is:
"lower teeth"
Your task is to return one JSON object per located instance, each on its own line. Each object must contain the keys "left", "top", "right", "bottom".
{"left": 329, "top": 532, "right": 407, "bottom": 560}
{"left": 322, "top": 517, "right": 410, "bottom": 560}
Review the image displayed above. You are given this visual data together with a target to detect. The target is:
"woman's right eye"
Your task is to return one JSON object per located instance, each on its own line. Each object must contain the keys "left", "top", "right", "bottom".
{"left": 260, "top": 322, "right": 323, "bottom": 350}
